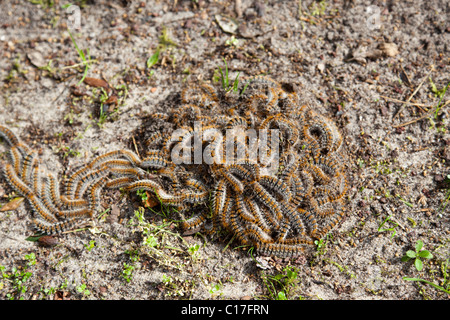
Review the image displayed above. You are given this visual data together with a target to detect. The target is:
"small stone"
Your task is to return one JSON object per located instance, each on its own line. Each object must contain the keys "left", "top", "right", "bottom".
{"left": 317, "top": 63, "right": 325, "bottom": 73}
{"left": 106, "top": 204, "right": 120, "bottom": 224}
{"left": 380, "top": 105, "right": 388, "bottom": 117}
{"left": 27, "top": 51, "right": 47, "bottom": 68}
{"left": 41, "top": 78, "right": 53, "bottom": 89}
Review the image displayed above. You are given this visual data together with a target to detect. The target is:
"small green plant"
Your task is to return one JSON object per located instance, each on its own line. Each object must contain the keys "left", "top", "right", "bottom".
{"left": 64, "top": 109, "right": 76, "bottom": 125}
{"left": 188, "top": 243, "right": 200, "bottom": 255}
{"left": 68, "top": 29, "right": 92, "bottom": 85}
{"left": 146, "top": 49, "right": 159, "bottom": 78}
{"left": 188, "top": 243, "right": 201, "bottom": 261}
{"left": 63, "top": 146, "right": 81, "bottom": 158}
{"left": 262, "top": 266, "right": 301, "bottom": 300}
{"left": 158, "top": 26, "right": 177, "bottom": 48}
{"left": 404, "top": 258, "right": 450, "bottom": 294}
{"left": 5, "top": 55, "right": 27, "bottom": 82}
{"left": 209, "top": 282, "right": 223, "bottom": 298}
{"left": 161, "top": 274, "right": 189, "bottom": 297}
{"left": 127, "top": 207, "right": 188, "bottom": 270}
{"left": 84, "top": 240, "right": 96, "bottom": 252}
{"left": 396, "top": 195, "right": 413, "bottom": 208}
{"left": 76, "top": 283, "right": 91, "bottom": 297}
{"left": 146, "top": 26, "right": 177, "bottom": 78}
{"left": 403, "top": 277, "right": 450, "bottom": 295}
{"left": 309, "top": 0, "right": 327, "bottom": 16}
{"left": 29, "top": 0, "right": 54, "bottom": 9}
{"left": 136, "top": 189, "right": 149, "bottom": 202}
{"left": 377, "top": 214, "right": 399, "bottom": 239}
{"left": 429, "top": 78, "right": 450, "bottom": 119}
{"left": 401, "top": 240, "right": 433, "bottom": 271}
{"left": 314, "top": 234, "right": 328, "bottom": 256}
{"left": 24, "top": 253, "right": 36, "bottom": 267}
{"left": 144, "top": 233, "right": 159, "bottom": 248}
{"left": 38, "top": 59, "right": 58, "bottom": 77}
{"left": 217, "top": 58, "right": 249, "bottom": 96}
{"left": 121, "top": 263, "right": 135, "bottom": 283}
{"left": 225, "top": 35, "right": 239, "bottom": 47}
{"left": 0, "top": 263, "right": 33, "bottom": 300}
{"left": 120, "top": 249, "right": 140, "bottom": 283}
{"left": 356, "top": 158, "right": 365, "bottom": 168}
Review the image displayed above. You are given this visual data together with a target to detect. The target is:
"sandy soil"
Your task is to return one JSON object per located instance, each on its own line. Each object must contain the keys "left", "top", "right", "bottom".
{"left": 0, "top": 0, "right": 449, "bottom": 300}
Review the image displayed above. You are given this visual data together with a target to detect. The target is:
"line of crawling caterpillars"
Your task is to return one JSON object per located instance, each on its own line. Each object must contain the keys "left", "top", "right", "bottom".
{"left": 0, "top": 76, "right": 349, "bottom": 259}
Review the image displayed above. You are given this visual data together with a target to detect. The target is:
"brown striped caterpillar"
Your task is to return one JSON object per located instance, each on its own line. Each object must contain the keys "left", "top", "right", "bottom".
{"left": 0, "top": 76, "right": 348, "bottom": 258}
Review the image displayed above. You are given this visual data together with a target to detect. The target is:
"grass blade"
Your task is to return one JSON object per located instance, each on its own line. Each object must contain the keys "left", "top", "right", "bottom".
{"left": 403, "top": 277, "right": 450, "bottom": 294}
{"left": 434, "top": 81, "right": 450, "bottom": 119}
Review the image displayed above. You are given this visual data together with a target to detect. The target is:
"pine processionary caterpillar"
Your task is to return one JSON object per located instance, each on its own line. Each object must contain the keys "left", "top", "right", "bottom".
{"left": 258, "top": 176, "right": 292, "bottom": 202}
{"left": 244, "top": 224, "right": 273, "bottom": 245}
{"left": 3, "top": 162, "right": 59, "bottom": 224}
{"left": 0, "top": 125, "right": 20, "bottom": 147}
{"left": 257, "top": 241, "right": 305, "bottom": 259}
{"left": 7, "top": 146, "right": 23, "bottom": 177}
{"left": 181, "top": 213, "right": 207, "bottom": 234}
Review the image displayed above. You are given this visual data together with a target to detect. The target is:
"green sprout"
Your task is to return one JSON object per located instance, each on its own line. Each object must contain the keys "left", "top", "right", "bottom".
{"left": 188, "top": 243, "right": 200, "bottom": 255}
{"left": 377, "top": 214, "right": 398, "bottom": 239}
{"left": 84, "top": 240, "right": 96, "bottom": 252}
{"left": 217, "top": 58, "right": 250, "bottom": 96}
{"left": 209, "top": 282, "right": 223, "bottom": 298}
{"left": 67, "top": 29, "right": 92, "bottom": 85}
{"left": 401, "top": 240, "right": 433, "bottom": 271}
{"left": 136, "top": 189, "right": 149, "bottom": 202}
{"left": 121, "top": 263, "right": 135, "bottom": 283}
{"left": 225, "top": 35, "right": 239, "bottom": 47}
{"left": 146, "top": 49, "right": 159, "bottom": 78}
{"left": 429, "top": 78, "right": 450, "bottom": 119}
{"left": 24, "top": 253, "right": 36, "bottom": 267}
{"left": 76, "top": 283, "right": 91, "bottom": 297}
{"left": 403, "top": 277, "right": 450, "bottom": 295}
{"left": 262, "top": 266, "right": 301, "bottom": 300}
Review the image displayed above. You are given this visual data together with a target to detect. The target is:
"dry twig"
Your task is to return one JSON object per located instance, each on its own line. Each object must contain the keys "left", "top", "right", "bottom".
{"left": 392, "top": 67, "right": 434, "bottom": 120}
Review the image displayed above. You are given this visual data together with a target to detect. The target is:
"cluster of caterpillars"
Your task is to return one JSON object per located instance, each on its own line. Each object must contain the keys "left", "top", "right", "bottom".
{"left": 0, "top": 76, "right": 348, "bottom": 258}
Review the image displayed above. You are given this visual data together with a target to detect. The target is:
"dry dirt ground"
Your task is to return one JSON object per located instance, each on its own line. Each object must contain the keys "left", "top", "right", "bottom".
{"left": 0, "top": 0, "right": 449, "bottom": 301}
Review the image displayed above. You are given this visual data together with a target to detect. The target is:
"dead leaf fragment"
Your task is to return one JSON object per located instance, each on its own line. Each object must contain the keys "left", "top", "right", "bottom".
{"left": 0, "top": 197, "right": 24, "bottom": 212}
{"left": 83, "top": 77, "right": 109, "bottom": 89}
{"left": 38, "top": 235, "right": 59, "bottom": 247}
{"left": 379, "top": 42, "right": 399, "bottom": 57}
{"left": 346, "top": 42, "right": 399, "bottom": 65}
{"left": 105, "top": 95, "right": 118, "bottom": 105}
{"left": 54, "top": 291, "right": 71, "bottom": 300}
{"left": 144, "top": 191, "right": 159, "bottom": 208}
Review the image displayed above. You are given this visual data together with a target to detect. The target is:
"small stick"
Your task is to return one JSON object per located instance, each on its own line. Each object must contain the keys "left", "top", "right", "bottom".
{"left": 393, "top": 100, "right": 450, "bottom": 128}
{"left": 132, "top": 136, "right": 141, "bottom": 159}
{"left": 393, "top": 67, "right": 434, "bottom": 120}
{"left": 380, "top": 96, "right": 430, "bottom": 108}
